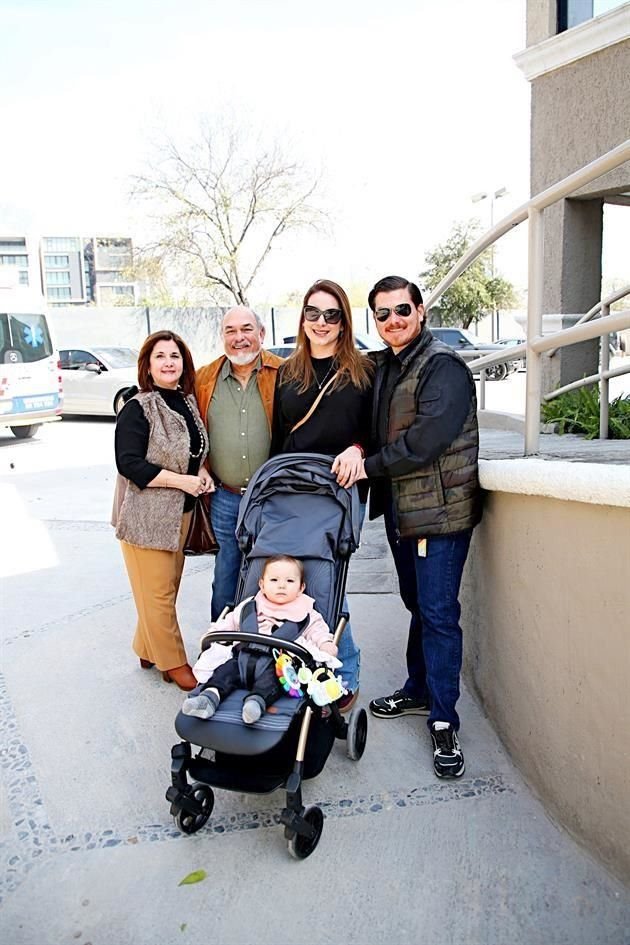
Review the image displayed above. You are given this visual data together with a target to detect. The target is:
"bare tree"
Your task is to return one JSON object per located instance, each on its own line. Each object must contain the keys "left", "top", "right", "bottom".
{"left": 132, "top": 120, "right": 324, "bottom": 305}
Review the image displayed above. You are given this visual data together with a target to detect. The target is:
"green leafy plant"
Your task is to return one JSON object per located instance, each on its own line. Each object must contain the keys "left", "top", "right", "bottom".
{"left": 541, "top": 387, "right": 630, "bottom": 439}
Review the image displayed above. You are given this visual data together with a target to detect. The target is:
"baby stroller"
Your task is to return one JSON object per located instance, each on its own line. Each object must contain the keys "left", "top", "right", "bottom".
{"left": 166, "top": 453, "right": 368, "bottom": 859}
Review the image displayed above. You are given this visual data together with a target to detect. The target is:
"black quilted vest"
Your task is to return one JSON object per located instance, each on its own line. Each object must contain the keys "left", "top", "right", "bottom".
{"left": 376, "top": 329, "right": 482, "bottom": 538}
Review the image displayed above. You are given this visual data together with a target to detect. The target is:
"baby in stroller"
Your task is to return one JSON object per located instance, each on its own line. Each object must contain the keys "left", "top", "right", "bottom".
{"left": 182, "top": 554, "right": 338, "bottom": 724}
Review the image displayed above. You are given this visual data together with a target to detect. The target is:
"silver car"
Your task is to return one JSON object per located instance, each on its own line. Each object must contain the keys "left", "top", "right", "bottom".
{"left": 59, "top": 346, "right": 138, "bottom": 416}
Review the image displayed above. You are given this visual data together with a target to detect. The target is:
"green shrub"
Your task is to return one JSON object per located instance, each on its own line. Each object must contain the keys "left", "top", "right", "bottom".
{"left": 541, "top": 386, "right": 630, "bottom": 439}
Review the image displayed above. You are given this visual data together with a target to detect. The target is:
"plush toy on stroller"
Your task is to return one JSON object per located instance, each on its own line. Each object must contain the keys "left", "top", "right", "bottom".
{"left": 165, "top": 454, "right": 368, "bottom": 859}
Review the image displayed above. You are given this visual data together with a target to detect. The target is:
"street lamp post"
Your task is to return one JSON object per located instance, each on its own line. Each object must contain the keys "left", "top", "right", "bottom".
{"left": 472, "top": 187, "right": 507, "bottom": 341}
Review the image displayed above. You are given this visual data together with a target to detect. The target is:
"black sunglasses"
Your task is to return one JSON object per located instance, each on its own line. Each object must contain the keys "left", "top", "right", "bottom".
{"left": 303, "top": 305, "right": 343, "bottom": 325}
{"left": 374, "top": 303, "right": 414, "bottom": 323}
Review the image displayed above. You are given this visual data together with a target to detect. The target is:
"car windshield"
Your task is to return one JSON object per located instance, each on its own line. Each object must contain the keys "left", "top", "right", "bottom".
{"left": 92, "top": 347, "right": 138, "bottom": 368}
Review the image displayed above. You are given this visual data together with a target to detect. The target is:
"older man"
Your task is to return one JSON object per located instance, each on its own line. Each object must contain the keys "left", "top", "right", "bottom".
{"left": 196, "top": 307, "right": 284, "bottom": 620}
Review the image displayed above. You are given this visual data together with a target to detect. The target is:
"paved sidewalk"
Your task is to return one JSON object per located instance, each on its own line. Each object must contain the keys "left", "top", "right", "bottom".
{"left": 480, "top": 428, "right": 630, "bottom": 464}
{"left": 1, "top": 422, "right": 630, "bottom": 944}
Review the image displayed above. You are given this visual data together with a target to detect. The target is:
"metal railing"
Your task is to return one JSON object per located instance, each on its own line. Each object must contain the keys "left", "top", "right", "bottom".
{"left": 425, "top": 139, "right": 630, "bottom": 454}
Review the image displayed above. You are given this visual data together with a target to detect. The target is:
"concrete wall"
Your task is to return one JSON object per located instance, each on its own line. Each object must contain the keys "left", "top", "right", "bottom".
{"left": 461, "top": 488, "right": 630, "bottom": 884}
{"left": 530, "top": 40, "right": 630, "bottom": 198}
{"left": 526, "top": 0, "right": 556, "bottom": 46}
{"left": 47, "top": 306, "right": 227, "bottom": 366}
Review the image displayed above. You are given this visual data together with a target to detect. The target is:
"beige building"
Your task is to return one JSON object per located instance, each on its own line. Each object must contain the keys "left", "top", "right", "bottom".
{"left": 513, "top": 0, "right": 630, "bottom": 389}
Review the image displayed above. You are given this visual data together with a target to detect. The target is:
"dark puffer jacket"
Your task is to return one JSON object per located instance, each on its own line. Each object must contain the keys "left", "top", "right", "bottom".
{"left": 368, "top": 329, "right": 482, "bottom": 538}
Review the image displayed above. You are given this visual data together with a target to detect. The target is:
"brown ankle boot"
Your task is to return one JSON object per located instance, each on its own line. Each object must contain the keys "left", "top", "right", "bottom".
{"left": 162, "top": 664, "right": 197, "bottom": 691}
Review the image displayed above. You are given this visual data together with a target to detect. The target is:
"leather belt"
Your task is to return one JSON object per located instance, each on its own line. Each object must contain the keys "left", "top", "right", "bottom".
{"left": 218, "top": 482, "right": 247, "bottom": 496}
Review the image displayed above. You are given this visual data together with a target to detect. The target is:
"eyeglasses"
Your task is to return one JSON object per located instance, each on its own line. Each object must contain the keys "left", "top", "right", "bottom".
{"left": 373, "top": 303, "right": 414, "bottom": 323}
{"left": 303, "top": 305, "right": 343, "bottom": 325}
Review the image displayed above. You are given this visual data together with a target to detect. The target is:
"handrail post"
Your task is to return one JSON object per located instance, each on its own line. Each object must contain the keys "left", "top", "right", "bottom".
{"left": 479, "top": 367, "right": 486, "bottom": 410}
{"left": 600, "top": 302, "right": 610, "bottom": 439}
{"left": 524, "top": 207, "right": 544, "bottom": 455}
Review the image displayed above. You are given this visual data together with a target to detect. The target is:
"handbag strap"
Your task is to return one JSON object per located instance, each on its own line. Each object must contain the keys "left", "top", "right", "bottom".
{"left": 290, "top": 373, "right": 338, "bottom": 434}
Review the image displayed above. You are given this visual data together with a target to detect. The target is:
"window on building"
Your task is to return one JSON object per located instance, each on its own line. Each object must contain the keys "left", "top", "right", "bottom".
{"left": 43, "top": 237, "right": 80, "bottom": 252}
{"left": 46, "top": 286, "right": 72, "bottom": 299}
{"left": 18, "top": 271, "right": 29, "bottom": 286}
{"left": 44, "top": 254, "right": 70, "bottom": 267}
{"left": 0, "top": 254, "right": 28, "bottom": 265}
{"left": 46, "top": 270, "right": 71, "bottom": 285}
{"left": 0, "top": 239, "right": 26, "bottom": 252}
{"left": 557, "top": 0, "right": 627, "bottom": 31}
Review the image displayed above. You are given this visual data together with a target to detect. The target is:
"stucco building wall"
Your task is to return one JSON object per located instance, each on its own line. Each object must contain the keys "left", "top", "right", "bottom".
{"left": 461, "top": 489, "right": 630, "bottom": 884}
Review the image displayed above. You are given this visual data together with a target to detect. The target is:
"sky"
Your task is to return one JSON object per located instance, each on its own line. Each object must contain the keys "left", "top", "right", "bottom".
{"left": 0, "top": 0, "right": 626, "bottom": 304}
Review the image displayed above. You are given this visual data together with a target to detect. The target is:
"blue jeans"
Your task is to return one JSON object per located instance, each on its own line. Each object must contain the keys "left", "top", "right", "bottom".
{"left": 336, "top": 501, "right": 366, "bottom": 693}
{"left": 384, "top": 501, "right": 472, "bottom": 730}
{"left": 210, "top": 486, "right": 243, "bottom": 622}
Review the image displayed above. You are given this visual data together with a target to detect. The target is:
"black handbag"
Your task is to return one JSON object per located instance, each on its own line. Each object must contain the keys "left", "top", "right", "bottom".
{"left": 183, "top": 493, "right": 219, "bottom": 556}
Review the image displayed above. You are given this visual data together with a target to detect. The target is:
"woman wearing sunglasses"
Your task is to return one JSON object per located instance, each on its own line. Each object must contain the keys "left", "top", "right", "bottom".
{"left": 270, "top": 278, "right": 373, "bottom": 710}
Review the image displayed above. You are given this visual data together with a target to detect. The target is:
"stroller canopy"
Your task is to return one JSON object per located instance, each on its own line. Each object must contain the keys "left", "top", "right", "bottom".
{"left": 235, "top": 453, "right": 362, "bottom": 627}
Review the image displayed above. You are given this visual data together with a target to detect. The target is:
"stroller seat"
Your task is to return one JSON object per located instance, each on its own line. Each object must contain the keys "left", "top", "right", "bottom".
{"left": 175, "top": 690, "right": 304, "bottom": 756}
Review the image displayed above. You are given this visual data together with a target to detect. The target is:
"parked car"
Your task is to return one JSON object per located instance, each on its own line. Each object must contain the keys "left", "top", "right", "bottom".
{"left": 59, "top": 346, "right": 138, "bottom": 416}
{"left": 266, "top": 331, "right": 385, "bottom": 359}
{"left": 430, "top": 327, "right": 518, "bottom": 381}
{"left": 496, "top": 336, "right": 527, "bottom": 371}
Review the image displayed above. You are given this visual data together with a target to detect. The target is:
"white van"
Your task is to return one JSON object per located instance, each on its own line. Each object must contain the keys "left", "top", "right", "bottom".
{"left": 0, "top": 276, "right": 63, "bottom": 439}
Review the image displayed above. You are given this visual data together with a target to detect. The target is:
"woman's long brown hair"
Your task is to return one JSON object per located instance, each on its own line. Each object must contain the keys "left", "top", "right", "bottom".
{"left": 280, "top": 278, "right": 373, "bottom": 393}
{"left": 137, "top": 330, "right": 196, "bottom": 396}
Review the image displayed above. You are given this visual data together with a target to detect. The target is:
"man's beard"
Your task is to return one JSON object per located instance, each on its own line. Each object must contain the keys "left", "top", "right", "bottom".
{"left": 229, "top": 349, "right": 259, "bottom": 366}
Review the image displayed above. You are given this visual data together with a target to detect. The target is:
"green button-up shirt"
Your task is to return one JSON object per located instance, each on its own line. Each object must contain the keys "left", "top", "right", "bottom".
{"left": 207, "top": 356, "right": 271, "bottom": 489}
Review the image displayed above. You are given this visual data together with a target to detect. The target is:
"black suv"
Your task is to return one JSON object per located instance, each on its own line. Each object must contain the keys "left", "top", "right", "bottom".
{"left": 431, "top": 327, "right": 517, "bottom": 381}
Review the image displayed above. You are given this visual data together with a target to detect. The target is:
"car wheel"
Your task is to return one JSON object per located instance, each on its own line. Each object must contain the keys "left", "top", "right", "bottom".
{"left": 488, "top": 362, "right": 508, "bottom": 381}
{"left": 114, "top": 389, "right": 130, "bottom": 414}
{"left": 10, "top": 424, "right": 41, "bottom": 440}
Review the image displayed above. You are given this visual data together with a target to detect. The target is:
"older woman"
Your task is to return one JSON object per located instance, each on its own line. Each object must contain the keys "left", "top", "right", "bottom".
{"left": 270, "top": 278, "right": 373, "bottom": 709}
{"left": 112, "top": 330, "right": 213, "bottom": 691}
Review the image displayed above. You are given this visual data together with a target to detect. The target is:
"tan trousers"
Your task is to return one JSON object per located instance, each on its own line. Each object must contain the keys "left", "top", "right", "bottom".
{"left": 120, "top": 512, "right": 192, "bottom": 672}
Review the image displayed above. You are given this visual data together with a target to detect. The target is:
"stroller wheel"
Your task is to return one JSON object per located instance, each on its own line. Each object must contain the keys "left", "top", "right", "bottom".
{"left": 346, "top": 707, "right": 368, "bottom": 761}
{"left": 286, "top": 806, "right": 324, "bottom": 860}
{"left": 174, "top": 782, "right": 214, "bottom": 835}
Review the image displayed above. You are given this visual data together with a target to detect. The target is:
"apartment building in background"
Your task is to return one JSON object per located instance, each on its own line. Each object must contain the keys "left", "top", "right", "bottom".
{"left": 0, "top": 235, "right": 137, "bottom": 306}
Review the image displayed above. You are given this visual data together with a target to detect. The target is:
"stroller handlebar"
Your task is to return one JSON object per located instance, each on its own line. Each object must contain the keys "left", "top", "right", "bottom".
{"left": 200, "top": 631, "right": 318, "bottom": 667}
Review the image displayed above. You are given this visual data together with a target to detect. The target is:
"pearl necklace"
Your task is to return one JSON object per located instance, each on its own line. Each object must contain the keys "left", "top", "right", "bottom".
{"left": 313, "top": 359, "right": 336, "bottom": 391}
{"left": 182, "top": 395, "right": 207, "bottom": 459}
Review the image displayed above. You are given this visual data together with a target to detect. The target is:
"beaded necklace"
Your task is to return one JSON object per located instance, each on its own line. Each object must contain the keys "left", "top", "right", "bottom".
{"left": 181, "top": 394, "right": 207, "bottom": 459}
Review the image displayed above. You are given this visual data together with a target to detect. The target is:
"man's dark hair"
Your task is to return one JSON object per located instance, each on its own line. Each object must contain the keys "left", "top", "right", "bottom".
{"left": 368, "top": 276, "right": 423, "bottom": 311}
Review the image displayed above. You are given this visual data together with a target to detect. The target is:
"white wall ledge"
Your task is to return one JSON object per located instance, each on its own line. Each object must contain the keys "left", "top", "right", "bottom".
{"left": 514, "top": 3, "right": 630, "bottom": 81}
{"left": 479, "top": 458, "right": 630, "bottom": 508}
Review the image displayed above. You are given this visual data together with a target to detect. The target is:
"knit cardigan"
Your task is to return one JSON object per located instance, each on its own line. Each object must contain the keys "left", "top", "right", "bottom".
{"left": 112, "top": 391, "right": 208, "bottom": 551}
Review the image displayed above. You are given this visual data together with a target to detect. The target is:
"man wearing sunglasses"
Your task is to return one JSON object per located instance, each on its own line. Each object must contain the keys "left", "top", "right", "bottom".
{"left": 352, "top": 275, "right": 482, "bottom": 779}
